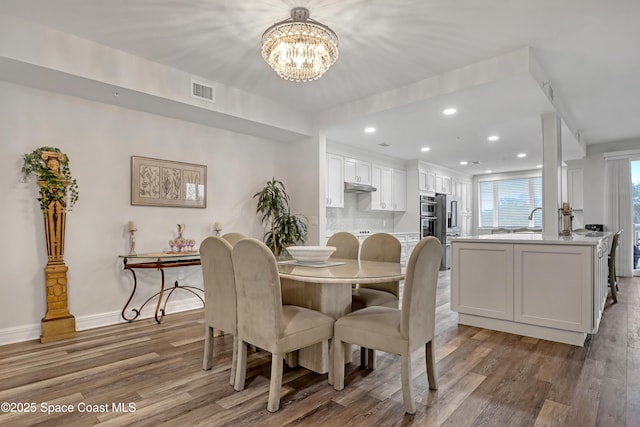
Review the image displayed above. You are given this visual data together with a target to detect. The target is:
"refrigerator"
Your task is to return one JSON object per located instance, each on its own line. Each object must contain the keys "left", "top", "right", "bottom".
{"left": 435, "top": 194, "right": 461, "bottom": 270}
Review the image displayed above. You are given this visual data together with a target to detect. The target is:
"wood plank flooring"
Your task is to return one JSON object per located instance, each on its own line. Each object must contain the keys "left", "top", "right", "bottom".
{"left": 1, "top": 272, "right": 638, "bottom": 426}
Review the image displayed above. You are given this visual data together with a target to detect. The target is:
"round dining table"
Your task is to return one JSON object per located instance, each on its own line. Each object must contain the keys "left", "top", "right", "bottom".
{"left": 277, "top": 258, "right": 405, "bottom": 375}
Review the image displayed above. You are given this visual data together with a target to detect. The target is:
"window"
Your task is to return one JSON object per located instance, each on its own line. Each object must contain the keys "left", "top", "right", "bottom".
{"left": 479, "top": 176, "right": 542, "bottom": 228}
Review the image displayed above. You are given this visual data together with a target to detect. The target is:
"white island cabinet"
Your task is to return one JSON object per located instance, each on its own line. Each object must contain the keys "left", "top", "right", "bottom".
{"left": 451, "top": 232, "right": 610, "bottom": 346}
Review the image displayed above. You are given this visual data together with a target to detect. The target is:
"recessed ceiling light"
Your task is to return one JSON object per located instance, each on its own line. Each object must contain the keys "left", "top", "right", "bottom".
{"left": 488, "top": 135, "right": 499, "bottom": 141}
{"left": 364, "top": 127, "right": 376, "bottom": 133}
{"left": 517, "top": 153, "right": 527, "bottom": 158}
{"left": 485, "top": 170, "right": 492, "bottom": 174}
{"left": 459, "top": 161, "right": 468, "bottom": 165}
{"left": 536, "top": 164, "right": 542, "bottom": 168}
{"left": 421, "top": 147, "right": 431, "bottom": 152}
{"left": 443, "top": 108, "right": 457, "bottom": 115}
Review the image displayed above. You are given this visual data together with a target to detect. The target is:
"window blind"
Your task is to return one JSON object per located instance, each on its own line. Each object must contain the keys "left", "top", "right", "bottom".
{"left": 479, "top": 177, "right": 542, "bottom": 227}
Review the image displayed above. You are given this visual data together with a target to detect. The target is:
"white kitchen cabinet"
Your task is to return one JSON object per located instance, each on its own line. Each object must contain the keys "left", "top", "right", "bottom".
{"left": 392, "top": 169, "right": 407, "bottom": 211}
{"left": 451, "top": 242, "right": 514, "bottom": 320}
{"left": 419, "top": 169, "right": 436, "bottom": 194}
{"left": 513, "top": 244, "right": 592, "bottom": 331}
{"left": 370, "top": 164, "right": 394, "bottom": 210}
{"left": 453, "top": 177, "right": 463, "bottom": 199}
{"left": 435, "top": 173, "right": 452, "bottom": 194}
{"left": 344, "top": 158, "right": 372, "bottom": 185}
{"left": 461, "top": 181, "right": 473, "bottom": 236}
{"left": 567, "top": 168, "right": 584, "bottom": 210}
{"left": 451, "top": 234, "right": 610, "bottom": 346}
{"left": 326, "top": 153, "right": 344, "bottom": 207}
{"left": 391, "top": 232, "right": 421, "bottom": 265}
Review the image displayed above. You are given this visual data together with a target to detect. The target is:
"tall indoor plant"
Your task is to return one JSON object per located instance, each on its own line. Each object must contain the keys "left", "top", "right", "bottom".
{"left": 254, "top": 177, "right": 307, "bottom": 257}
{"left": 22, "top": 146, "right": 79, "bottom": 342}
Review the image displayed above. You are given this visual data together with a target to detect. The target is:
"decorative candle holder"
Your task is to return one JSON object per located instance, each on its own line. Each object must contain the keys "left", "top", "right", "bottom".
{"left": 128, "top": 220, "right": 137, "bottom": 255}
{"left": 128, "top": 230, "right": 137, "bottom": 255}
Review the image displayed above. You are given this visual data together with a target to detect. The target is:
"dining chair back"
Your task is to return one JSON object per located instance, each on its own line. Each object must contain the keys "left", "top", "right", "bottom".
{"left": 333, "top": 236, "right": 442, "bottom": 414}
{"left": 221, "top": 232, "right": 246, "bottom": 247}
{"left": 327, "top": 232, "right": 359, "bottom": 259}
{"left": 357, "top": 232, "right": 401, "bottom": 300}
{"left": 199, "top": 236, "right": 237, "bottom": 386}
{"left": 608, "top": 229, "right": 622, "bottom": 303}
{"left": 232, "top": 238, "right": 335, "bottom": 412}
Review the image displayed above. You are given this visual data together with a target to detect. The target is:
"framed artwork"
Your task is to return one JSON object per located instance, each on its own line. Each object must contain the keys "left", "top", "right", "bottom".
{"left": 131, "top": 156, "right": 206, "bottom": 208}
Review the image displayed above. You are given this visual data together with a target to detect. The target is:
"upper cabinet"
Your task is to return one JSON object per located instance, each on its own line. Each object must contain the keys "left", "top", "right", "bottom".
{"left": 370, "top": 165, "right": 394, "bottom": 210}
{"left": 435, "top": 173, "right": 452, "bottom": 194}
{"left": 567, "top": 168, "right": 584, "bottom": 210}
{"left": 326, "top": 153, "right": 344, "bottom": 207}
{"left": 362, "top": 165, "right": 407, "bottom": 212}
{"left": 344, "top": 158, "right": 372, "bottom": 185}
{"left": 461, "top": 181, "right": 473, "bottom": 236}
{"left": 392, "top": 169, "right": 407, "bottom": 211}
{"left": 419, "top": 168, "right": 436, "bottom": 194}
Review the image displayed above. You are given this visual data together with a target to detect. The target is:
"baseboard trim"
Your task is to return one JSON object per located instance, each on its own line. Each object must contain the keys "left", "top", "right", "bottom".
{"left": 0, "top": 297, "right": 204, "bottom": 346}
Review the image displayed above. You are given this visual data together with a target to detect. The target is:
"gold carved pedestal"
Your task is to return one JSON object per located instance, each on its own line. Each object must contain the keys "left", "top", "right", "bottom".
{"left": 39, "top": 151, "right": 76, "bottom": 343}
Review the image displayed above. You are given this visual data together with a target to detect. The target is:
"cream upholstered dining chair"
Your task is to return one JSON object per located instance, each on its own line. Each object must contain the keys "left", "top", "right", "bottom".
{"left": 200, "top": 236, "right": 238, "bottom": 386}
{"left": 327, "top": 232, "right": 359, "bottom": 260}
{"left": 608, "top": 230, "right": 622, "bottom": 303}
{"left": 352, "top": 233, "right": 401, "bottom": 310}
{"left": 333, "top": 236, "right": 442, "bottom": 414}
{"left": 221, "top": 232, "right": 246, "bottom": 247}
{"left": 352, "top": 232, "right": 401, "bottom": 367}
{"left": 232, "top": 238, "right": 335, "bottom": 412}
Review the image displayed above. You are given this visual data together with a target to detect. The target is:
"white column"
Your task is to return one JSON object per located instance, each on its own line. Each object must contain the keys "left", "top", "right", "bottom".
{"left": 541, "top": 113, "right": 562, "bottom": 238}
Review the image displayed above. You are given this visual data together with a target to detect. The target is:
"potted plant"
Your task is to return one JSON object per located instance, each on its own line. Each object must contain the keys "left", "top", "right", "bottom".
{"left": 254, "top": 177, "right": 307, "bottom": 257}
{"left": 22, "top": 146, "right": 79, "bottom": 212}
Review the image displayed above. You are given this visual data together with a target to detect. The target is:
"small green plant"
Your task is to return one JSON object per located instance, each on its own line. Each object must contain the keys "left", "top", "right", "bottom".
{"left": 22, "top": 147, "right": 79, "bottom": 212}
{"left": 254, "top": 177, "right": 307, "bottom": 257}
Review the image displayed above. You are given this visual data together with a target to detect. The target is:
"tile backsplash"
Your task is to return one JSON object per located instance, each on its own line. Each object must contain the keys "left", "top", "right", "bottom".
{"left": 326, "top": 193, "right": 395, "bottom": 235}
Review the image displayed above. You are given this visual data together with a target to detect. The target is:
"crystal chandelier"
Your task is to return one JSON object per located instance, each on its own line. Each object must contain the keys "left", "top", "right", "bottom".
{"left": 261, "top": 7, "right": 339, "bottom": 82}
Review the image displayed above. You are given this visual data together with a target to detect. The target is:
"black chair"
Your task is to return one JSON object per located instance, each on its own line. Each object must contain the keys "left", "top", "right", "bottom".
{"left": 608, "top": 230, "right": 622, "bottom": 303}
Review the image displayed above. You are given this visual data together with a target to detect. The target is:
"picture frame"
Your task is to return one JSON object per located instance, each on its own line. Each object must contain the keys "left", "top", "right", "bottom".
{"left": 131, "top": 156, "right": 207, "bottom": 208}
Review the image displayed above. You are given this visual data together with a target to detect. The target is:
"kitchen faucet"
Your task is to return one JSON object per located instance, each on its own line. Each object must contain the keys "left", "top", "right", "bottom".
{"left": 528, "top": 207, "right": 542, "bottom": 220}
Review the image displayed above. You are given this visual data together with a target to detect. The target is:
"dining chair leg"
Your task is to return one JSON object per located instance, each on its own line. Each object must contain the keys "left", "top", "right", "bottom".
{"left": 366, "top": 348, "right": 376, "bottom": 370}
{"left": 203, "top": 325, "right": 214, "bottom": 370}
{"left": 425, "top": 340, "right": 438, "bottom": 390}
{"left": 234, "top": 340, "right": 247, "bottom": 391}
{"left": 609, "top": 269, "right": 618, "bottom": 303}
{"left": 360, "top": 346, "right": 367, "bottom": 367}
{"left": 267, "top": 353, "right": 284, "bottom": 412}
{"left": 401, "top": 352, "right": 416, "bottom": 414}
{"left": 327, "top": 338, "right": 334, "bottom": 385}
{"left": 229, "top": 335, "right": 238, "bottom": 387}
{"left": 333, "top": 337, "right": 346, "bottom": 390}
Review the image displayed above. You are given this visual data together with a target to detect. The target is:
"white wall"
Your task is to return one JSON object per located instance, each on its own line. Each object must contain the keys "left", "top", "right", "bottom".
{"left": 1, "top": 81, "right": 296, "bottom": 344}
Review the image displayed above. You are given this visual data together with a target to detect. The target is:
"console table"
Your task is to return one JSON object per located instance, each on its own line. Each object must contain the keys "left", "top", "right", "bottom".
{"left": 119, "top": 252, "right": 203, "bottom": 323}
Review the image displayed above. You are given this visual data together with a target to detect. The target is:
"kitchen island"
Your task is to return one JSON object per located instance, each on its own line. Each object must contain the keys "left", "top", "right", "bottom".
{"left": 450, "top": 232, "right": 611, "bottom": 346}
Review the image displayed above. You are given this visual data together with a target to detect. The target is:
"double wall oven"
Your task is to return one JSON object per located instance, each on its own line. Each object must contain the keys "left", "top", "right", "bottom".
{"left": 420, "top": 195, "right": 437, "bottom": 238}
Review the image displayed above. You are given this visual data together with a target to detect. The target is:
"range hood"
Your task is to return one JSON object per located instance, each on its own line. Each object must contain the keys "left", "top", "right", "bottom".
{"left": 344, "top": 182, "right": 377, "bottom": 193}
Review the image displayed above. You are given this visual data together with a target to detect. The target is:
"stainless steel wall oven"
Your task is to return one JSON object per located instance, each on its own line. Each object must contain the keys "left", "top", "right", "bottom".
{"left": 420, "top": 195, "right": 437, "bottom": 238}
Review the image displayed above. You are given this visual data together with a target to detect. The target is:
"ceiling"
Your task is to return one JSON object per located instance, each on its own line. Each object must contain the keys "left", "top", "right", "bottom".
{"left": 1, "top": 0, "right": 639, "bottom": 175}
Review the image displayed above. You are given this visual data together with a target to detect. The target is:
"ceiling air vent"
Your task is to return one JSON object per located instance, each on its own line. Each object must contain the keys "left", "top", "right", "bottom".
{"left": 378, "top": 143, "right": 390, "bottom": 147}
{"left": 191, "top": 79, "right": 215, "bottom": 103}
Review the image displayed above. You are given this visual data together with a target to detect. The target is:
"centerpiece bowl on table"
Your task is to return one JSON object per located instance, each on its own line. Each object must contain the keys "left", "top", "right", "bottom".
{"left": 286, "top": 246, "right": 336, "bottom": 263}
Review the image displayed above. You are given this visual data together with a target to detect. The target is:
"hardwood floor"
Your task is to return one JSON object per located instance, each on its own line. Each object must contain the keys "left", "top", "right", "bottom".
{"left": 1, "top": 272, "right": 639, "bottom": 426}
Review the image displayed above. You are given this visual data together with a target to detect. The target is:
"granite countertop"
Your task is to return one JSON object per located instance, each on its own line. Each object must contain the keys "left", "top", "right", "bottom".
{"left": 451, "top": 231, "right": 611, "bottom": 245}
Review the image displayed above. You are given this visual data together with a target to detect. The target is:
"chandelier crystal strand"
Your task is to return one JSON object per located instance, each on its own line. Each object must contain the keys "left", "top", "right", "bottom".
{"left": 262, "top": 8, "right": 339, "bottom": 82}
